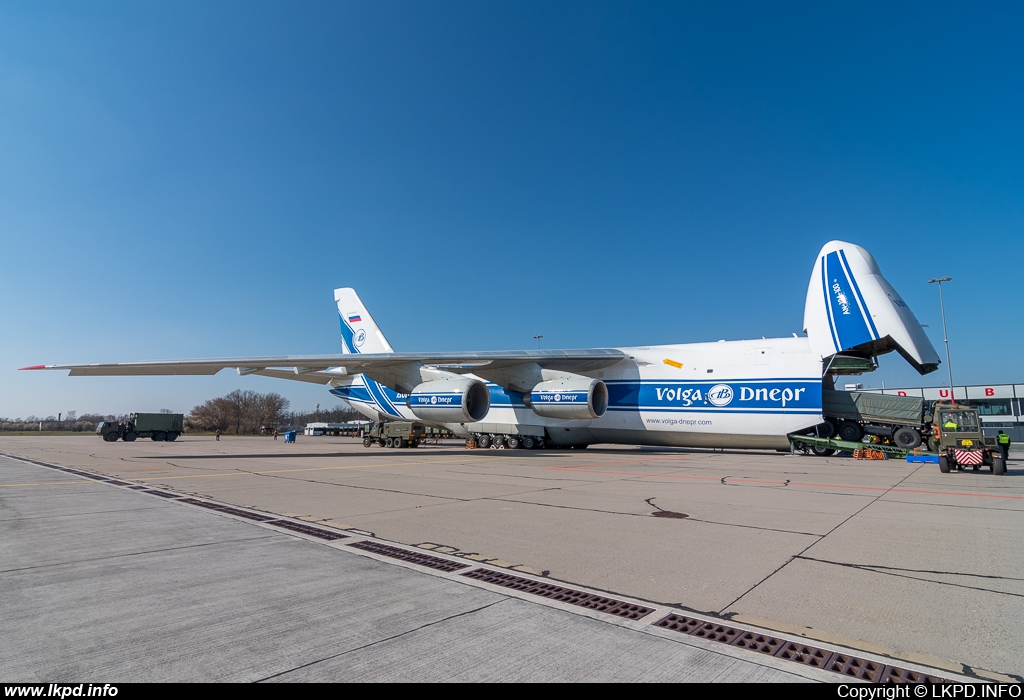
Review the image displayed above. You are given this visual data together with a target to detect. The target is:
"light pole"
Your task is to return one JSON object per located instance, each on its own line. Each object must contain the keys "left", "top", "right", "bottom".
{"left": 927, "top": 276, "right": 954, "bottom": 401}
{"left": 533, "top": 334, "right": 543, "bottom": 349}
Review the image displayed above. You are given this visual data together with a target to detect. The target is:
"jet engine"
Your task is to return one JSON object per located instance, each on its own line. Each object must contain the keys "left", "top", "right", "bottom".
{"left": 528, "top": 378, "right": 608, "bottom": 420}
{"left": 407, "top": 378, "right": 490, "bottom": 423}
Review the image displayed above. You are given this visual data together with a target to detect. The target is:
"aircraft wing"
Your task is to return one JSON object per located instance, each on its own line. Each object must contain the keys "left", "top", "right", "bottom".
{"left": 21, "top": 349, "right": 628, "bottom": 387}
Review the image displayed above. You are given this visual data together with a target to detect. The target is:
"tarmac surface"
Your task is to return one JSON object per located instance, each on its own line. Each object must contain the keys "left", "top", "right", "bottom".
{"left": 1, "top": 435, "right": 1019, "bottom": 683}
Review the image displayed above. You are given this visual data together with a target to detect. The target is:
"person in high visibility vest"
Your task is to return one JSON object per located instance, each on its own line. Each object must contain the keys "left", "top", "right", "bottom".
{"left": 942, "top": 414, "right": 958, "bottom": 431}
{"left": 997, "top": 430, "right": 1011, "bottom": 461}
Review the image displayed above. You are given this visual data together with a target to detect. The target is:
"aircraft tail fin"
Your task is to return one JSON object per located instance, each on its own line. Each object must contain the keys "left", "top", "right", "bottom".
{"left": 803, "top": 241, "right": 940, "bottom": 375}
{"left": 334, "top": 288, "right": 395, "bottom": 354}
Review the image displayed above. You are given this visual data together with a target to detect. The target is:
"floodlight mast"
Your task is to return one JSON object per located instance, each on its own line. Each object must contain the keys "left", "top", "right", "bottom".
{"left": 927, "top": 276, "right": 954, "bottom": 401}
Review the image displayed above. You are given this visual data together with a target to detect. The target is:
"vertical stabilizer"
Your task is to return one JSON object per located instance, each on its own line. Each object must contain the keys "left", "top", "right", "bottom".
{"left": 334, "top": 288, "right": 395, "bottom": 354}
{"left": 804, "top": 241, "right": 940, "bottom": 375}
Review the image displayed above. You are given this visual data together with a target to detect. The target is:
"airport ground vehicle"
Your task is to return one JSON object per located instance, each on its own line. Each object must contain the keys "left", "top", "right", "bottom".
{"left": 97, "top": 413, "right": 183, "bottom": 442}
{"left": 29, "top": 241, "right": 946, "bottom": 453}
{"left": 932, "top": 405, "right": 1005, "bottom": 475}
{"left": 362, "top": 421, "right": 428, "bottom": 448}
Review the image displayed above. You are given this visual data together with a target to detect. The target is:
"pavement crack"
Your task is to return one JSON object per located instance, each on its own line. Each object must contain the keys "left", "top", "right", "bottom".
{"left": 254, "top": 599, "right": 506, "bottom": 682}
{"left": 793, "top": 555, "right": 1024, "bottom": 598}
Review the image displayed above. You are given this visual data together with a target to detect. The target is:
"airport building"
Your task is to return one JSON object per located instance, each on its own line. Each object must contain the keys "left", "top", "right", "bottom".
{"left": 859, "top": 383, "right": 1024, "bottom": 441}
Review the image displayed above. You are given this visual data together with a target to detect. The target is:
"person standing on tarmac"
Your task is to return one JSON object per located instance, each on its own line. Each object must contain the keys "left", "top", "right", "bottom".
{"left": 997, "top": 430, "right": 1011, "bottom": 461}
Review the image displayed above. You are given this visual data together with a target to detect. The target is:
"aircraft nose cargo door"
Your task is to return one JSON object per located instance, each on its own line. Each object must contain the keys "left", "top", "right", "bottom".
{"left": 803, "top": 241, "right": 940, "bottom": 375}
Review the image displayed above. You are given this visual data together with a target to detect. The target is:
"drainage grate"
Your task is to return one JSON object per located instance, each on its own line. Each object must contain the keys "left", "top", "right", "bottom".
{"left": 829, "top": 654, "right": 889, "bottom": 681}
{"left": 773, "top": 641, "right": 836, "bottom": 669}
{"left": 461, "top": 569, "right": 654, "bottom": 620}
{"left": 178, "top": 498, "right": 277, "bottom": 521}
{"left": 347, "top": 541, "right": 470, "bottom": 572}
{"left": 730, "top": 630, "right": 787, "bottom": 655}
{"left": 653, "top": 613, "right": 952, "bottom": 682}
{"left": 654, "top": 614, "right": 743, "bottom": 643}
{"left": 103, "top": 479, "right": 131, "bottom": 486}
{"left": 127, "top": 484, "right": 148, "bottom": 490}
{"left": 143, "top": 489, "right": 180, "bottom": 499}
{"left": 881, "top": 666, "right": 946, "bottom": 684}
{"left": 266, "top": 520, "right": 348, "bottom": 540}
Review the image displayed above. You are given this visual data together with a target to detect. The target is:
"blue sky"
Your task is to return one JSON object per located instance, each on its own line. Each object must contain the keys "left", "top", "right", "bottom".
{"left": 2, "top": 1, "right": 1022, "bottom": 418}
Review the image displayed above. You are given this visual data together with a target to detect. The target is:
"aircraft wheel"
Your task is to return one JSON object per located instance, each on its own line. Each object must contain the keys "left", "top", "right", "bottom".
{"left": 892, "top": 427, "right": 922, "bottom": 449}
{"left": 476, "top": 434, "right": 491, "bottom": 448}
{"left": 491, "top": 435, "right": 504, "bottom": 449}
{"left": 522, "top": 436, "right": 536, "bottom": 450}
{"left": 123, "top": 432, "right": 137, "bottom": 442}
{"left": 938, "top": 455, "right": 950, "bottom": 473}
{"left": 506, "top": 436, "right": 520, "bottom": 449}
{"left": 837, "top": 421, "right": 863, "bottom": 442}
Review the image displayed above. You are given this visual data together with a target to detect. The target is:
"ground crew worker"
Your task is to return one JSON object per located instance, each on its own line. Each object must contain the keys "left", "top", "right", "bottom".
{"left": 215, "top": 429, "right": 221, "bottom": 441}
{"left": 273, "top": 429, "right": 278, "bottom": 440}
{"left": 998, "top": 430, "right": 1011, "bottom": 460}
{"left": 943, "top": 414, "right": 958, "bottom": 431}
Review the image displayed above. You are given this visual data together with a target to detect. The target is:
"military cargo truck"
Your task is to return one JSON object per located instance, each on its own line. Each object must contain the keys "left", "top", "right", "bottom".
{"left": 97, "top": 413, "right": 183, "bottom": 442}
{"left": 821, "top": 389, "right": 928, "bottom": 448}
{"left": 362, "top": 421, "right": 428, "bottom": 448}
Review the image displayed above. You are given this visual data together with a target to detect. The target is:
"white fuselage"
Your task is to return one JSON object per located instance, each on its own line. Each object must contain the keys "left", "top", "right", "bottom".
{"left": 330, "top": 336, "right": 824, "bottom": 449}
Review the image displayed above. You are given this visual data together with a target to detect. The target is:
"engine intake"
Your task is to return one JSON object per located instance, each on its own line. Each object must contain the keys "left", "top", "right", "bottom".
{"left": 528, "top": 378, "right": 608, "bottom": 420}
{"left": 407, "top": 378, "right": 490, "bottom": 423}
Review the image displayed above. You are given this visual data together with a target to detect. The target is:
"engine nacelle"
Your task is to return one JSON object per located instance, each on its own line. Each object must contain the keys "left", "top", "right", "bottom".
{"left": 407, "top": 378, "right": 490, "bottom": 423}
{"left": 528, "top": 378, "right": 608, "bottom": 420}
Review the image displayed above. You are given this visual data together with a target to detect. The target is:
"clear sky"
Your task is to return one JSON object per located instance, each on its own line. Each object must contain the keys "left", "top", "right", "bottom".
{"left": 2, "top": 1, "right": 1022, "bottom": 419}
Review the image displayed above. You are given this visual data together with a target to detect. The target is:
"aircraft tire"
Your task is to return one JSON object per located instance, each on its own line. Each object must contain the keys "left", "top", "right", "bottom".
{"left": 522, "top": 436, "right": 536, "bottom": 450}
{"left": 476, "top": 434, "right": 491, "bottom": 448}
{"left": 506, "top": 436, "right": 520, "bottom": 449}
{"left": 939, "top": 455, "right": 950, "bottom": 473}
{"left": 993, "top": 457, "right": 1006, "bottom": 475}
{"left": 491, "top": 435, "right": 504, "bottom": 449}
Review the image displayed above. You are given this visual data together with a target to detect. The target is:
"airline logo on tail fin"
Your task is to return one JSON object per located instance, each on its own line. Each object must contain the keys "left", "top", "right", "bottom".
{"left": 334, "top": 288, "right": 395, "bottom": 355}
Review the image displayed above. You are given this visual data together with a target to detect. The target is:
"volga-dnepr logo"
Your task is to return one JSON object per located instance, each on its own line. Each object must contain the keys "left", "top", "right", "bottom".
{"left": 707, "top": 384, "right": 734, "bottom": 407}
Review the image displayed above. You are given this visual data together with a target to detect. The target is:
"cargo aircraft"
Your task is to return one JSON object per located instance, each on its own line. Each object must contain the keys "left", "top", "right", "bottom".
{"left": 24, "top": 241, "right": 940, "bottom": 450}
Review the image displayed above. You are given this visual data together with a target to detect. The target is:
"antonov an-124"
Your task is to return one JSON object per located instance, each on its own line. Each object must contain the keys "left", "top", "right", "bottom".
{"left": 24, "top": 241, "right": 941, "bottom": 450}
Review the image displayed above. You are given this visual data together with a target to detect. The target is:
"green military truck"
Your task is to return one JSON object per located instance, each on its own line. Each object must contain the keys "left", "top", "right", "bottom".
{"left": 932, "top": 404, "right": 1005, "bottom": 475}
{"left": 97, "top": 413, "right": 184, "bottom": 442}
{"left": 362, "top": 421, "right": 428, "bottom": 448}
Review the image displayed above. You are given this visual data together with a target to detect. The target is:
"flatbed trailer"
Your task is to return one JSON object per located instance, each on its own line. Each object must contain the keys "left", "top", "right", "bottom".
{"left": 788, "top": 434, "right": 930, "bottom": 460}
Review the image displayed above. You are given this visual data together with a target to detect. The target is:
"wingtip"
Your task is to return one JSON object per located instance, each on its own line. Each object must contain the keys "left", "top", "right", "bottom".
{"left": 19, "top": 365, "right": 48, "bottom": 370}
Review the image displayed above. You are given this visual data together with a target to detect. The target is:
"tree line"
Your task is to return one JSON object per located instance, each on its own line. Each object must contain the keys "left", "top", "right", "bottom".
{"left": 2, "top": 393, "right": 360, "bottom": 434}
